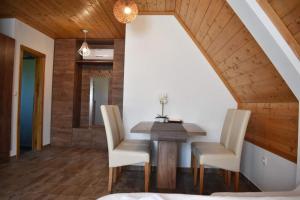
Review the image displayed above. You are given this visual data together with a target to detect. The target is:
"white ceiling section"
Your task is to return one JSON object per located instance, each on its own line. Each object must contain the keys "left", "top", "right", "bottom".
{"left": 227, "top": 0, "right": 300, "bottom": 186}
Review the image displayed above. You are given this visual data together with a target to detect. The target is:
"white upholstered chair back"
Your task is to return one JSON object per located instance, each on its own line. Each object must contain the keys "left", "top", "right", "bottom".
{"left": 101, "top": 105, "right": 120, "bottom": 152}
{"left": 227, "top": 110, "right": 251, "bottom": 157}
{"left": 220, "top": 109, "right": 236, "bottom": 147}
{"left": 112, "top": 105, "right": 125, "bottom": 142}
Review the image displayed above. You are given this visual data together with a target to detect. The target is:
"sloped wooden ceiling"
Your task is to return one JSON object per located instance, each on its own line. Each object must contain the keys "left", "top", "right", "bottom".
{"left": 174, "top": 0, "right": 298, "bottom": 162}
{"left": 0, "top": 0, "right": 298, "bottom": 161}
{"left": 175, "top": 0, "right": 296, "bottom": 103}
{"left": 257, "top": 0, "right": 300, "bottom": 59}
{"left": 269, "top": 0, "right": 300, "bottom": 48}
{"left": 135, "top": 0, "right": 176, "bottom": 13}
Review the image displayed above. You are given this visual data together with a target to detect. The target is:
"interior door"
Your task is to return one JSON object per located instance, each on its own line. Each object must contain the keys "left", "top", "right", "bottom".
{"left": 0, "top": 33, "right": 15, "bottom": 162}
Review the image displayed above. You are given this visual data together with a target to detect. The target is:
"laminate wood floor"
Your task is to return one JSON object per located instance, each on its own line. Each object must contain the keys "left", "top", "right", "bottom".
{"left": 0, "top": 147, "right": 259, "bottom": 200}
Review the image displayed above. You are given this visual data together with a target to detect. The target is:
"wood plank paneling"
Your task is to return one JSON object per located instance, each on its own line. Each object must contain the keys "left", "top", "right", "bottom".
{"left": 0, "top": 0, "right": 178, "bottom": 38}
{"left": 259, "top": 0, "right": 300, "bottom": 59}
{"left": 174, "top": 0, "right": 298, "bottom": 162}
{"left": 0, "top": 33, "right": 15, "bottom": 162}
{"left": 176, "top": 0, "right": 296, "bottom": 103}
{"left": 136, "top": 0, "right": 176, "bottom": 14}
{"left": 239, "top": 102, "right": 298, "bottom": 162}
{"left": 0, "top": 0, "right": 125, "bottom": 39}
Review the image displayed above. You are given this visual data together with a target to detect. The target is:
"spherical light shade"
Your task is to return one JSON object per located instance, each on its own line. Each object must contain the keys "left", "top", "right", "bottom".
{"left": 113, "top": 0, "right": 138, "bottom": 24}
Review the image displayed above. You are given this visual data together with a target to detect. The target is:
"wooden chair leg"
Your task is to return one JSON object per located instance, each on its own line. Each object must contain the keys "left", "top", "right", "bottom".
{"left": 199, "top": 165, "right": 204, "bottom": 194}
{"left": 144, "top": 162, "right": 150, "bottom": 192}
{"left": 227, "top": 171, "right": 231, "bottom": 188}
{"left": 193, "top": 155, "right": 198, "bottom": 186}
{"left": 108, "top": 167, "right": 113, "bottom": 193}
{"left": 235, "top": 172, "right": 239, "bottom": 192}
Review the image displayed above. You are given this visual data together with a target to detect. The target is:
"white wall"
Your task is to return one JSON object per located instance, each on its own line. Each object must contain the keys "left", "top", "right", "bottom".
{"left": 0, "top": 18, "right": 15, "bottom": 38}
{"left": 227, "top": 0, "right": 300, "bottom": 190}
{"left": 123, "top": 15, "right": 237, "bottom": 167}
{"left": 241, "top": 142, "right": 297, "bottom": 191}
{"left": 0, "top": 18, "right": 54, "bottom": 156}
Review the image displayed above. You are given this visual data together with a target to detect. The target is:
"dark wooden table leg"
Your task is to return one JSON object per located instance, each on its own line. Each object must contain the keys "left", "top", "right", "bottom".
{"left": 157, "top": 141, "right": 178, "bottom": 189}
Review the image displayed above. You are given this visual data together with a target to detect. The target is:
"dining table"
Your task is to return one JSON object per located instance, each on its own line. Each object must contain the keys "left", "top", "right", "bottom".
{"left": 131, "top": 121, "right": 206, "bottom": 190}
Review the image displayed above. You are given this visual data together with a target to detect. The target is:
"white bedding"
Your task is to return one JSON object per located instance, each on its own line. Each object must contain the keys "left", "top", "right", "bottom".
{"left": 97, "top": 193, "right": 300, "bottom": 200}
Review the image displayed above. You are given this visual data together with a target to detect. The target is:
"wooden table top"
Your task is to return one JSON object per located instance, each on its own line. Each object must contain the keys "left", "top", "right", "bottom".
{"left": 131, "top": 121, "right": 206, "bottom": 142}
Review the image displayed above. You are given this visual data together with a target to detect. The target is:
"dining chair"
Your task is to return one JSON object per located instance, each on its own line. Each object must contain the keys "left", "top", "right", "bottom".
{"left": 193, "top": 109, "right": 251, "bottom": 194}
{"left": 191, "top": 109, "right": 236, "bottom": 186}
{"left": 111, "top": 105, "right": 150, "bottom": 146}
{"left": 101, "top": 105, "right": 151, "bottom": 193}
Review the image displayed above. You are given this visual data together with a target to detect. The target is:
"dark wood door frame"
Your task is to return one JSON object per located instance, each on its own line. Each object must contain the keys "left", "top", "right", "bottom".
{"left": 17, "top": 45, "right": 45, "bottom": 158}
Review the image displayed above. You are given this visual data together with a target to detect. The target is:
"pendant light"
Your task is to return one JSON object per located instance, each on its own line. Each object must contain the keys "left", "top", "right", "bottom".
{"left": 78, "top": 29, "right": 91, "bottom": 56}
{"left": 113, "top": 0, "right": 138, "bottom": 24}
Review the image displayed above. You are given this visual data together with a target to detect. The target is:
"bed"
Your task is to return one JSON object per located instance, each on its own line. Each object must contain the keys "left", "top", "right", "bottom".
{"left": 97, "top": 185, "right": 300, "bottom": 200}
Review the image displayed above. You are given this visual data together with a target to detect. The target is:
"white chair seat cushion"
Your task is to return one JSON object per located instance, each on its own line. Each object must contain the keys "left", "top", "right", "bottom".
{"left": 193, "top": 143, "right": 239, "bottom": 171}
{"left": 109, "top": 141, "right": 150, "bottom": 167}
{"left": 191, "top": 142, "right": 224, "bottom": 156}
{"left": 122, "top": 139, "right": 151, "bottom": 147}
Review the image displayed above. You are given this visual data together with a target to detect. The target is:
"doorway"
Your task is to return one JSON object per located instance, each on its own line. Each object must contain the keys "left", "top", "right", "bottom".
{"left": 89, "top": 77, "right": 110, "bottom": 127}
{"left": 17, "top": 45, "right": 45, "bottom": 157}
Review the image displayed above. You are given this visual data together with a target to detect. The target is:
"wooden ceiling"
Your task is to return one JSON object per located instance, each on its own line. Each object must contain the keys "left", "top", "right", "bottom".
{"left": 0, "top": 0, "right": 125, "bottom": 39}
{"left": 175, "top": 0, "right": 296, "bottom": 103}
{"left": 269, "top": 0, "right": 300, "bottom": 45}
{"left": 0, "top": 0, "right": 177, "bottom": 39}
{"left": 0, "top": 0, "right": 297, "bottom": 102}
{"left": 135, "top": 0, "right": 176, "bottom": 13}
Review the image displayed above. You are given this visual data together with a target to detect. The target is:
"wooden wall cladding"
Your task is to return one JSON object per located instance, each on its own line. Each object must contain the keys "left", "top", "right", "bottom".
{"left": 175, "top": 0, "right": 298, "bottom": 162}
{"left": 51, "top": 39, "right": 77, "bottom": 146}
{"left": 51, "top": 39, "right": 125, "bottom": 147}
{"left": 112, "top": 39, "right": 125, "bottom": 113}
{"left": 0, "top": 33, "right": 15, "bottom": 162}
{"left": 239, "top": 103, "right": 298, "bottom": 162}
